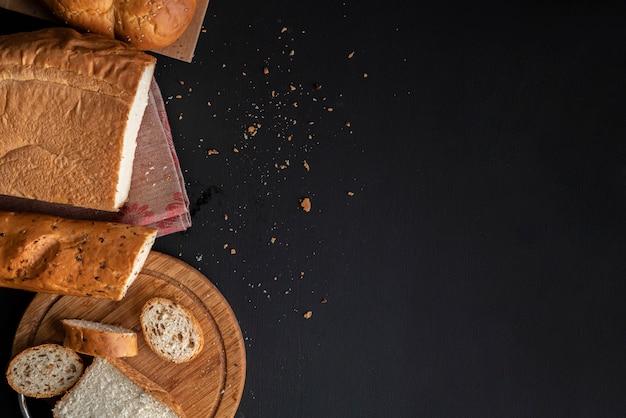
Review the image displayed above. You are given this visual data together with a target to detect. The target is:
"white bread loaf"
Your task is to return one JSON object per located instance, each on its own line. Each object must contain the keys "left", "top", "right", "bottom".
{"left": 38, "top": 0, "right": 197, "bottom": 50}
{"left": 0, "top": 27, "right": 156, "bottom": 212}
{"left": 53, "top": 357, "right": 186, "bottom": 418}
{"left": 0, "top": 211, "right": 157, "bottom": 300}
{"left": 6, "top": 344, "right": 84, "bottom": 398}
{"left": 140, "top": 297, "right": 204, "bottom": 363}
{"left": 62, "top": 318, "right": 138, "bottom": 358}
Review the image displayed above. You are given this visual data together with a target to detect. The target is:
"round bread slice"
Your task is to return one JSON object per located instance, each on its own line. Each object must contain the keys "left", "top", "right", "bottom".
{"left": 140, "top": 297, "right": 204, "bottom": 363}
{"left": 6, "top": 343, "right": 84, "bottom": 398}
{"left": 61, "top": 319, "right": 138, "bottom": 358}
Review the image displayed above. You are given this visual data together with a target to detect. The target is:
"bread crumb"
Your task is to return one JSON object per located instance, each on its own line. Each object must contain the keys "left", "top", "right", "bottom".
{"left": 230, "top": 248, "right": 237, "bottom": 255}
{"left": 263, "top": 67, "right": 270, "bottom": 75}
{"left": 207, "top": 149, "right": 220, "bottom": 155}
{"left": 321, "top": 298, "right": 328, "bottom": 304}
{"left": 303, "top": 160, "right": 310, "bottom": 171}
{"left": 345, "top": 121, "right": 351, "bottom": 127}
{"left": 300, "top": 197, "right": 311, "bottom": 212}
{"left": 233, "top": 147, "right": 240, "bottom": 153}
{"left": 348, "top": 51, "right": 355, "bottom": 59}
{"left": 270, "top": 237, "right": 276, "bottom": 244}
{"left": 347, "top": 191, "right": 355, "bottom": 196}
{"left": 303, "top": 311, "right": 313, "bottom": 319}
{"left": 281, "top": 26, "right": 288, "bottom": 33}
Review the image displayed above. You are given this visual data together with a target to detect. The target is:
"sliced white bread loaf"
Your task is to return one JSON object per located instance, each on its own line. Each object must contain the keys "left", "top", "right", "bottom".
{"left": 0, "top": 211, "right": 157, "bottom": 300}
{"left": 6, "top": 343, "right": 84, "bottom": 398}
{"left": 140, "top": 297, "right": 204, "bottom": 363}
{"left": 52, "top": 357, "right": 186, "bottom": 418}
{"left": 62, "top": 319, "right": 138, "bottom": 358}
{"left": 0, "top": 27, "right": 156, "bottom": 211}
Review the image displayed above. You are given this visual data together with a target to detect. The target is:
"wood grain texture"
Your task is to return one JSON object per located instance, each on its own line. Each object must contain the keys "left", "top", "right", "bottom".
{"left": 12, "top": 251, "right": 245, "bottom": 418}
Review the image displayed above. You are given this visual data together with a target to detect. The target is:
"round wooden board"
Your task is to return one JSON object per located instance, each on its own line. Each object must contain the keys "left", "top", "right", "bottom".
{"left": 11, "top": 251, "right": 246, "bottom": 418}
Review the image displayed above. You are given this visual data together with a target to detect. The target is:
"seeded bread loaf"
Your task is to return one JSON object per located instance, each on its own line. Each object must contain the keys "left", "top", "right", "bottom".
{"left": 140, "top": 297, "right": 204, "bottom": 363}
{"left": 62, "top": 319, "right": 138, "bottom": 358}
{"left": 6, "top": 344, "right": 84, "bottom": 398}
{"left": 0, "top": 27, "right": 156, "bottom": 211}
{"left": 53, "top": 357, "right": 186, "bottom": 417}
{"left": 38, "top": 0, "right": 197, "bottom": 50}
{"left": 0, "top": 211, "right": 157, "bottom": 300}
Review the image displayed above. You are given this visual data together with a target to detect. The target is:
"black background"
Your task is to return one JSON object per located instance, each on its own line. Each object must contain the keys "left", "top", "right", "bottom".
{"left": 1, "top": 1, "right": 626, "bottom": 417}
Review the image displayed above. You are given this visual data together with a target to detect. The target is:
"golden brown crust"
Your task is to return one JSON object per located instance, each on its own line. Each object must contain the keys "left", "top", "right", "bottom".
{"left": 38, "top": 0, "right": 197, "bottom": 50}
{"left": 0, "top": 28, "right": 156, "bottom": 211}
{"left": 62, "top": 319, "right": 138, "bottom": 358}
{"left": 0, "top": 211, "right": 157, "bottom": 300}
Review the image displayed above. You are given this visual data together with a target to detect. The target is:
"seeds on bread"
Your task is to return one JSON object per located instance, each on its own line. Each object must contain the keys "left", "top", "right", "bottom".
{"left": 6, "top": 344, "right": 84, "bottom": 398}
{"left": 140, "top": 297, "right": 204, "bottom": 363}
{"left": 0, "top": 211, "right": 157, "bottom": 300}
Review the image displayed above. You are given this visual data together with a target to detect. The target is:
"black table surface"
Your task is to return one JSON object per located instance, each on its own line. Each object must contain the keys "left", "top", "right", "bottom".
{"left": 1, "top": 1, "right": 626, "bottom": 417}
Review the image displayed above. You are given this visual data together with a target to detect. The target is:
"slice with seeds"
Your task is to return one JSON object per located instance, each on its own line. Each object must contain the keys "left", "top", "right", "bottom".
{"left": 6, "top": 344, "right": 83, "bottom": 398}
{"left": 140, "top": 297, "right": 204, "bottom": 363}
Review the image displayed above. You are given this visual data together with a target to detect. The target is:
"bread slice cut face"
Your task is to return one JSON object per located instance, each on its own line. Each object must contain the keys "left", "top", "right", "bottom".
{"left": 53, "top": 357, "right": 185, "bottom": 417}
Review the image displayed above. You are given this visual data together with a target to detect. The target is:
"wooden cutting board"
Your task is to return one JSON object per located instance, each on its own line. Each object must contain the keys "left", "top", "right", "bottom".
{"left": 12, "top": 251, "right": 246, "bottom": 418}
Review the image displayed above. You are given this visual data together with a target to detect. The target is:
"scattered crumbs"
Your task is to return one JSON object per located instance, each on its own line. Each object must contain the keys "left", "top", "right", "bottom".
{"left": 178, "top": 113, "right": 183, "bottom": 120}
{"left": 230, "top": 248, "right": 237, "bottom": 255}
{"left": 223, "top": 243, "right": 229, "bottom": 249}
{"left": 299, "top": 271, "right": 305, "bottom": 279}
{"left": 178, "top": 80, "right": 185, "bottom": 86}
{"left": 263, "top": 66, "right": 270, "bottom": 75}
{"left": 303, "top": 311, "right": 313, "bottom": 319}
{"left": 347, "top": 191, "right": 355, "bottom": 196}
{"left": 233, "top": 147, "right": 240, "bottom": 153}
{"left": 289, "top": 84, "right": 296, "bottom": 91}
{"left": 303, "top": 160, "right": 310, "bottom": 171}
{"left": 281, "top": 26, "right": 288, "bottom": 33}
{"left": 300, "top": 197, "right": 311, "bottom": 212}
{"left": 270, "top": 237, "right": 276, "bottom": 244}
{"left": 321, "top": 298, "right": 328, "bottom": 304}
{"left": 207, "top": 149, "right": 220, "bottom": 155}
{"left": 313, "top": 82, "right": 322, "bottom": 91}
{"left": 348, "top": 51, "right": 355, "bottom": 59}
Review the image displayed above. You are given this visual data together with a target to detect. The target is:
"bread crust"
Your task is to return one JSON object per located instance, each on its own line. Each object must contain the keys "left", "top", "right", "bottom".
{"left": 62, "top": 319, "right": 138, "bottom": 358}
{"left": 0, "top": 211, "right": 157, "bottom": 300}
{"left": 0, "top": 28, "right": 156, "bottom": 211}
{"left": 39, "top": 0, "right": 197, "bottom": 50}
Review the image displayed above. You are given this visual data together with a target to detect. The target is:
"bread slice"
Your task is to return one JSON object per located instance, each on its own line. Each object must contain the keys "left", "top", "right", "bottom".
{"left": 140, "top": 297, "right": 204, "bottom": 363}
{"left": 6, "top": 343, "right": 84, "bottom": 398}
{"left": 0, "top": 211, "right": 157, "bottom": 300}
{"left": 0, "top": 27, "right": 156, "bottom": 211}
{"left": 62, "top": 318, "right": 138, "bottom": 358}
{"left": 52, "top": 357, "right": 186, "bottom": 418}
